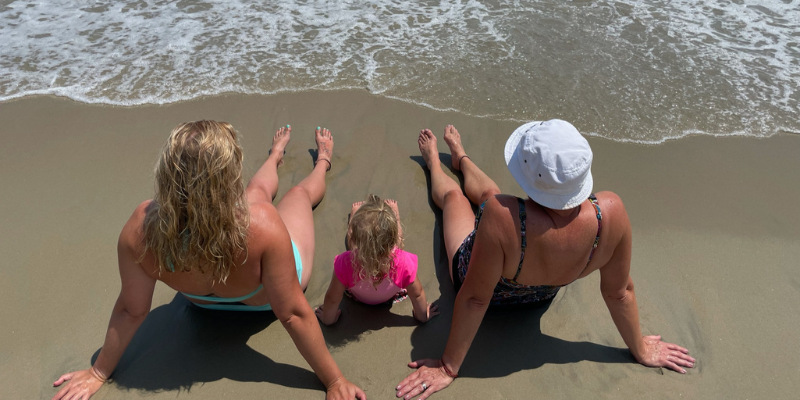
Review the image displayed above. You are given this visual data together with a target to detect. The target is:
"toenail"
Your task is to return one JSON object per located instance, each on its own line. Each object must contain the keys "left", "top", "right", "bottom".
{"left": 286, "top": 124, "right": 290, "bottom": 128}
{"left": 317, "top": 126, "right": 320, "bottom": 130}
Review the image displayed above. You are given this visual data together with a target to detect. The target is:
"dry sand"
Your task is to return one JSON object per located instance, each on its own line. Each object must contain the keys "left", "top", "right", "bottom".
{"left": 1, "top": 91, "right": 798, "bottom": 399}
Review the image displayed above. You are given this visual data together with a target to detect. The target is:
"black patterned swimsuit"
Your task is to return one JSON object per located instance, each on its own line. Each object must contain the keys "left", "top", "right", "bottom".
{"left": 452, "top": 195, "right": 603, "bottom": 306}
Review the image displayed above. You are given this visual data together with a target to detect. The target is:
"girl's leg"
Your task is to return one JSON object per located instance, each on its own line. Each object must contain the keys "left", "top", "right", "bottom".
{"left": 443, "top": 125, "right": 501, "bottom": 205}
{"left": 275, "top": 128, "right": 333, "bottom": 290}
{"left": 418, "top": 129, "right": 475, "bottom": 282}
{"left": 246, "top": 126, "right": 292, "bottom": 204}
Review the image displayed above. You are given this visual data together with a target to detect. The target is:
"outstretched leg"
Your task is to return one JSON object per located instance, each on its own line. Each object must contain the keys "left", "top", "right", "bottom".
{"left": 276, "top": 127, "right": 333, "bottom": 290}
{"left": 247, "top": 125, "right": 292, "bottom": 204}
{"left": 418, "top": 129, "right": 474, "bottom": 282}
{"left": 444, "top": 125, "right": 501, "bottom": 205}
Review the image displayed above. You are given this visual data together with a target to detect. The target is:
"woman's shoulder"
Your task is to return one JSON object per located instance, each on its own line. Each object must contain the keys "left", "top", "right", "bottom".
{"left": 119, "top": 200, "right": 153, "bottom": 249}
{"left": 593, "top": 191, "right": 628, "bottom": 220}
{"left": 592, "top": 191, "right": 631, "bottom": 245}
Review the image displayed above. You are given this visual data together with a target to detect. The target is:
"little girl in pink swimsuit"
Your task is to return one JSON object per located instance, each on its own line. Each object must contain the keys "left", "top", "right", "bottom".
{"left": 315, "top": 194, "right": 438, "bottom": 325}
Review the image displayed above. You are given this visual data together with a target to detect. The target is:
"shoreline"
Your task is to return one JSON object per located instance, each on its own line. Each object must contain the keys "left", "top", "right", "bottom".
{"left": 1, "top": 91, "right": 798, "bottom": 399}
{"left": 2, "top": 91, "right": 795, "bottom": 145}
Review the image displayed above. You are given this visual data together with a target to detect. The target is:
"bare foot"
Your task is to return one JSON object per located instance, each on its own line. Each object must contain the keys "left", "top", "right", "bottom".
{"left": 443, "top": 125, "right": 468, "bottom": 170}
{"left": 384, "top": 199, "right": 399, "bottom": 219}
{"left": 384, "top": 199, "right": 403, "bottom": 245}
{"left": 351, "top": 201, "right": 364, "bottom": 217}
{"left": 270, "top": 125, "right": 292, "bottom": 166}
{"left": 315, "top": 127, "right": 333, "bottom": 171}
{"left": 418, "top": 129, "right": 440, "bottom": 169}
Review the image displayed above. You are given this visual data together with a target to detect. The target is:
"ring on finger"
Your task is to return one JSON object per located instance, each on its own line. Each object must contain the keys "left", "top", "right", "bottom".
{"left": 422, "top": 383, "right": 428, "bottom": 391}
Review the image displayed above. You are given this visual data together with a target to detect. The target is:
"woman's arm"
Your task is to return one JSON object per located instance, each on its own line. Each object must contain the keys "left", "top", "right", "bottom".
{"left": 52, "top": 207, "right": 157, "bottom": 400}
{"left": 396, "top": 199, "right": 508, "bottom": 400}
{"left": 599, "top": 196, "right": 694, "bottom": 373}
{"left": 315, "top": 271, "right": 345, "bottom": 325}
{"left": 406, "top": 279, "right": 439, "bottom": 323}
{"left": 257, "top": 209, "right": 365, "bottom": 400}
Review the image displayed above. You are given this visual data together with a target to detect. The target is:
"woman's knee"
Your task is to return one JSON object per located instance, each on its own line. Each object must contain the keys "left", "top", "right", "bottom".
{"left": 283, "top": 185, "right": 312, "bottom": 204}
{"left": 442, "top": 189, "right": 468, "bottom": 207}
{"left": 479, "top": 188, "right": 501, "bottom": 205}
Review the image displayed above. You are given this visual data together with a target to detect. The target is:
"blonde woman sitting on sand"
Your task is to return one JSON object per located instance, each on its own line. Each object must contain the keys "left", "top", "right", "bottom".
{"left": 51, "top": 121, "right": 365, "bottom": 400}
{"left": 395, "top": 121, "right": 695, "bottom": 400}
{"left": 316, "top": 194, "right": 439, "bottom": 325}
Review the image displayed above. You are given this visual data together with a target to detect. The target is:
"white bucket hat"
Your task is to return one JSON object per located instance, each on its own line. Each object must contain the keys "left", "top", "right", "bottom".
{"left": 504, "top": 119, "right": 593, "bottom": 210}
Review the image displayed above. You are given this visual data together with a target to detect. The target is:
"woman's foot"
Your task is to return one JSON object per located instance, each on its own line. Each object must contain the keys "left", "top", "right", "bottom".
{"left": 270, "top": 125, "right": 292, "bottom": 166}
{"left": 315, "top": 127, "right": 333, "bottom": 171}
{"left": 443, "top": 125, "right": 469, "bottom": 171}
{"left": 418, "top": 129, "right": 440, "bottom": 170}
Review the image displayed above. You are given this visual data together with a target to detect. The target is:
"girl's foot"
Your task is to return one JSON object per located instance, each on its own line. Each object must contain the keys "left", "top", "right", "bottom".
{"left": 443, "top": 125, "right": 469, "bottom": 171}
{"left": 315, "top": 127, "right": 333, "bottom": 171}
{"left": 270, "top": 125, "right": 292, "bottom": 167}
{"left": 385, "top": 199, "right": 399, "bottom": 219}
{"left": 418, "top": 129, "right": 440, "bottom": 169}
{"left": 351, "top": 201, "right": 364, "bottom": 217}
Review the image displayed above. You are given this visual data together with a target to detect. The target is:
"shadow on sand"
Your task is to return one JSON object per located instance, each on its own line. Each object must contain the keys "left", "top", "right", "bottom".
{"left": 92, "top": 294, "right": 322, "bottom": 394}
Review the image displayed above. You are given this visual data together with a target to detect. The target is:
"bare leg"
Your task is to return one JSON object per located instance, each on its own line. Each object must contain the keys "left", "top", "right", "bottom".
{"left": 443, "top": 125, "right": 501, "bottom": 205}
{"left": 247, "top": 125, "right": 292, "bottom": 203}
{"left": 418, "top": 129, "right": 474, "bottom": 282}
{"left": 276, "top": 127, "right": 333, "bottom": 290}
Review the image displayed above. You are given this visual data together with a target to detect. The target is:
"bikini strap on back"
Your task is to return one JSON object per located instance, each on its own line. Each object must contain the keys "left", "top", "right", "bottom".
{"left": 587, "top": 194, "right": 602, "bottom": 263}
{"left": 513, "top": 197, "right": 527, "bottom": 282}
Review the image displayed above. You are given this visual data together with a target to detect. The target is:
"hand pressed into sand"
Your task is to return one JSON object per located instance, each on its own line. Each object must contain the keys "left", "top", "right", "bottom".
{"left": 52, "top": 367, "right": 106, "bottom": 400}
{"left": 395, "top": 358, "right": 454, "bottom": 400}
{"left": 636, "top": 335, "right": 695, "bottom": 373}
{"left": 326, "top": 376, "right": 367, "bottom": 400}
{"left": 315, "top": 304, "right": 342, "bottom": 326}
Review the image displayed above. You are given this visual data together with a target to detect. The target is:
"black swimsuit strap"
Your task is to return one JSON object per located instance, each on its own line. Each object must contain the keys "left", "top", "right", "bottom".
{"left": 587, "top": 194, "right": 603, "bottom": 264}
{"left": 513, "top": 197, "right": 527, "bottom": 282}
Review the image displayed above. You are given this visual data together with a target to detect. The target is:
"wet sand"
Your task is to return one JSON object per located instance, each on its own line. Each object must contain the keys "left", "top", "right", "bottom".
{"left": 1, "top": 91, "right": 798, "bottom": 399}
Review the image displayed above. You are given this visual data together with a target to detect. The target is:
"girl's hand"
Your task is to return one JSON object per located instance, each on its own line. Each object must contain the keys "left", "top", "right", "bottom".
{"left": 412, "top": 303, "right": 440, "bottom": 323}
{"left": 636, "top": 335, "right": 695, "bottom": 373}
{"left": 396, "top": 359, "right": 453, "bottom": 400}
{"left": 326, "top": 377, "right": 367, "bottom": 400}
{"left": 52, "top": 368, "right": 105, "bottom": 400}
{"left": 315, "top": 305, "right": 341, "bottom": 326}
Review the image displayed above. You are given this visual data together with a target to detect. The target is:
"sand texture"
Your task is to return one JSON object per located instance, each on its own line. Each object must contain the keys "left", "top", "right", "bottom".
{"left": 1, "top": 91, "right": 798, "bottom": 399}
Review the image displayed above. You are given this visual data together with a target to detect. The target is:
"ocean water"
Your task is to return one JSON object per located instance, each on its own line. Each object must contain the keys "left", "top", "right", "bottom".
{"left": 1, "top": 0, "right": 797, "bottom": 143}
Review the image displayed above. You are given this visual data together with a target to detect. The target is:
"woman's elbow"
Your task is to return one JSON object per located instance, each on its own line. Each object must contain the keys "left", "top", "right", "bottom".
{"left": 274, "top": 303, "right": 310, "bottom": 325}
{"left": 120, "top": 306, "right": 149, "bottom": 322}
{"left": 603, "top": 283, "right": 635, "bottom": 303}
{"left": 464, "top": 295, "right": 491, "bottom": 311}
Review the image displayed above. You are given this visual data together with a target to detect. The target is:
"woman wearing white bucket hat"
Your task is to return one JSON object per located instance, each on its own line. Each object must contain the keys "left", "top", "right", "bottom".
{"left": 396, "top": 121, "right": 694, "bottom": 400}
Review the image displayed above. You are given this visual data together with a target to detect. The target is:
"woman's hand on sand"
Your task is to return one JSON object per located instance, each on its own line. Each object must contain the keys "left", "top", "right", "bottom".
{"left": 396, "top": 359, "right": 454, "bottom": 400}
{"left": 326, "top": 377, "right": 367, "bottom": 400}
{"left": 412, "top": 303, "right": 440, "bottom": 323}
{"left": 636, "top": 335, "right": 695, "bottom": 373}
{"left": 52, "top": 368, "right": 105, "bottom": 400}
{"left": 315, "top": 304, "right": 341, "bottom": 325}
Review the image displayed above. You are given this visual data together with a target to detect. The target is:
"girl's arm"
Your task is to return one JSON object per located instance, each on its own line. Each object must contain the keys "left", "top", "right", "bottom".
{"left": 406, "top": 279, "right": 439, "bottom": 323}
{"left": 52, "top": 205, "right": 157, "bottom": 400}
{"left": 316, "top": 271, "right": 345, "bottom": 325}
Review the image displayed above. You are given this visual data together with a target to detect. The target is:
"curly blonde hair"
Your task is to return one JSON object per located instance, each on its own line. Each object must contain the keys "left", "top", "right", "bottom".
{"left": 348, "top": 194, "right": 402, "bottom": 285}
{"left": 142, "top": 120, "right": 249, "bottom": 283}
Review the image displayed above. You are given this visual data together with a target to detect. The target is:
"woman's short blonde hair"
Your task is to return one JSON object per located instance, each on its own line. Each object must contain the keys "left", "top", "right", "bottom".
{"left": 142, "top": 120, "right": 249, "bottom": 283}
{"left": 348, "top": 194, "right": 401, "bottom": 285}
